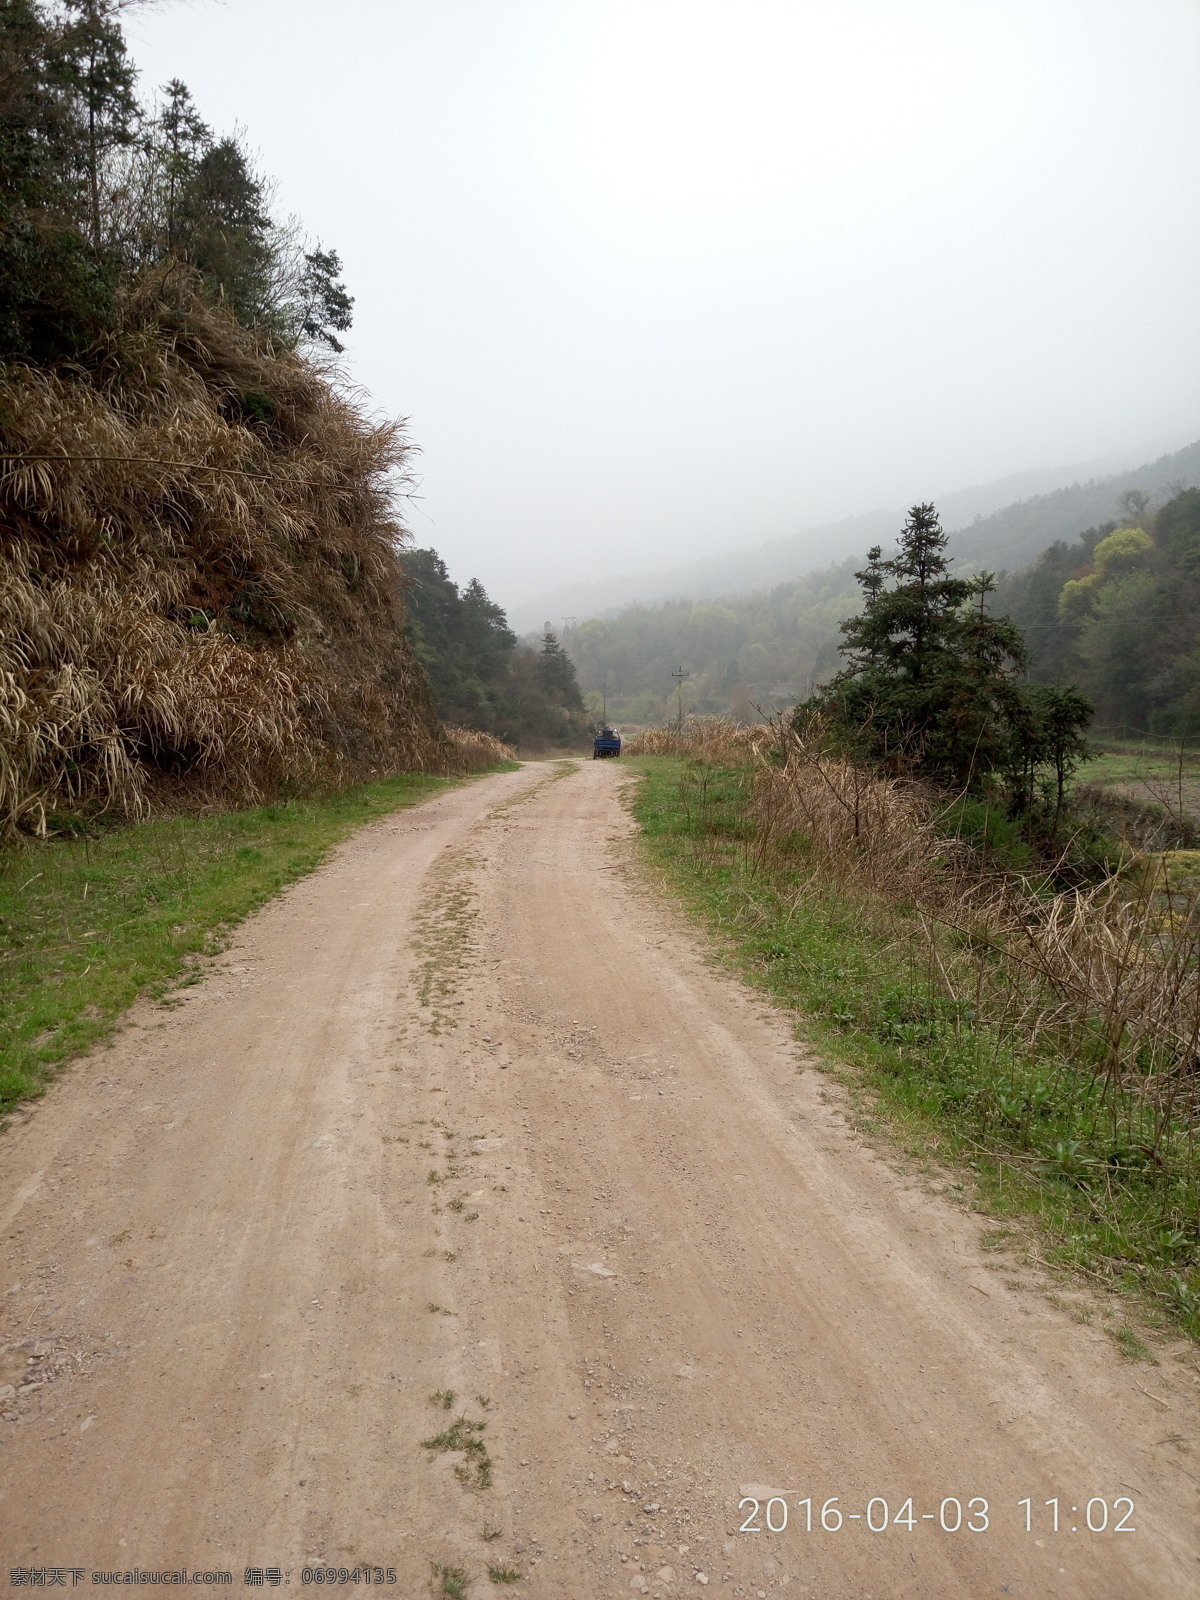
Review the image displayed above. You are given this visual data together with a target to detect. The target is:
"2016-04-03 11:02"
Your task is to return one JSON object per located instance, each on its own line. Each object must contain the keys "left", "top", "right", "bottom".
{"left": 737, "top": 1496, "right": 1136, "bottom": 1535}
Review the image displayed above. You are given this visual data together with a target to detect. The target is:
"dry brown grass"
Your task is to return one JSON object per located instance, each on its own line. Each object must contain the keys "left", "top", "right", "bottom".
{"left": 439, "top": 726, "right": 517, "bottom": 774}
{"left": 762, "top": 737, "right": 1200, "bottom": 1125}
{"left": 651, "top": 717, "right": 1200, "bottom": 1131}
{"left": 0, "top": 268, "right": 448, "bottom": 833}
{"left": 624, "top": 715, "right": 777, "bottom": 763}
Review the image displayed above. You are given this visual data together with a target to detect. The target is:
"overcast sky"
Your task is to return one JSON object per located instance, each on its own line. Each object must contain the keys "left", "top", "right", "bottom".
{"left": 128, "top": 0, "right": 1200, "bottom": 610}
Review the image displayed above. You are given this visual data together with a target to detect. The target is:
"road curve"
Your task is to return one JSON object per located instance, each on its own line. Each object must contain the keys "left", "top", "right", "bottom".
{"left": 1, "top": 760, "right": 1197, "bottom": 1598}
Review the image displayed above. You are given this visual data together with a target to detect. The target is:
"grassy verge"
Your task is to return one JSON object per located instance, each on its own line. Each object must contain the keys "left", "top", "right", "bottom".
{"left": 0, "top": 770, "right": 500, "bottom": 1115}
{"left": 628, "top": 755, "right": 1200, "bottom": 1346}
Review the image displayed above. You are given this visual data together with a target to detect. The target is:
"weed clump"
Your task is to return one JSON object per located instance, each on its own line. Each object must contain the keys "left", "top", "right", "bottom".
{"left": 422, "top": 1407, "right": 493, "bottom": 1490}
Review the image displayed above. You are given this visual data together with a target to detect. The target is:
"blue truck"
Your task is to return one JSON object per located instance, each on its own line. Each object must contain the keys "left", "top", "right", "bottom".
{"left": 592, "top": 727, "right": 622, "bottom": 759}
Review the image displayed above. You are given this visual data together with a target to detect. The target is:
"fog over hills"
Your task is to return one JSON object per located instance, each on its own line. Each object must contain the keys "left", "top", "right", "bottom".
{"left": 510, "top": 440, "right": 1200, "bottom": 632}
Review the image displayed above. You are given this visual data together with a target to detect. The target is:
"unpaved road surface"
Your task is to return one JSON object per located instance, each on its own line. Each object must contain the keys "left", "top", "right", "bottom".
{"left": 2, "top": 761, "right": 1198, "bottom": 1598}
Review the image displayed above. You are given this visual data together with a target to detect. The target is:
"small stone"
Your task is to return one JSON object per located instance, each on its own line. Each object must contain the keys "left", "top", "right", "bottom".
{"left": 0, "top": 1385, "right": 13, "bottom": 1401}
{"left": 655, "top": 1567, "right": 675, "bottom": 1583}
{"left": 17, "top": 1383, "right": 37, "bottom": 1395}
{"left": 695, "top": 1577, "right": 708, "bottom": 1587}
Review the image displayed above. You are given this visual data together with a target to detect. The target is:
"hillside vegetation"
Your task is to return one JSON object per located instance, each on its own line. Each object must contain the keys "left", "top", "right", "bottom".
{"left": 565, "top": 559, "right": 861, "bottom": 724}
{"left": 999, "top": 488, "right": 1200, "bottom": 735}
{"left": 566, "top": 473, "right": 1200, "bottom": 733}
{"left": 0, "top": 0, "right": 480, "bottom": 837}
{"left": 530, "top": 439, "right": 1199, "bottom": 633}
{"left": 401, "top": 548, "right": 589, "bottom": 749}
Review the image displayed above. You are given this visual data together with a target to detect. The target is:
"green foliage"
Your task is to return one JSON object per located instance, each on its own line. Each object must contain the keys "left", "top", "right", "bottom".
{"left": 803, "top": 503, "right": 1091, "bottom": 808}
{"left": 297, "top": 246, "right": 353, "bottom": 352}
{"left": 175, "top": 135, "right": 276, "bottom": 325}
{"left": 999, "top": 488, "right": 1200, "bottom": 736}
{"left": 0, "top": 0, "right": 353, "bottom": 362}
{"left": 1057, "top": 526, "right": 1153, "bottom": 624}
{"left": 565, "top": 561, "right": 861, "bottom": 723}
{"left": 0, "top": 0, "right": 120, "bottom": 358}
{"left": 537, "top": 625, "right": 584, "bottom": 710}
{"left": 401, "top": 549, "right": 588, "bottom": 747}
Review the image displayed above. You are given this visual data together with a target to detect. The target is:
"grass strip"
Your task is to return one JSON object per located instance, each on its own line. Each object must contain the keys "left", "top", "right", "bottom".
{"left": 628, "top": 755, "right": 1200, "bottom": 1346}
{"left": 0, "top": 771, "right": 478, "bottom": 1115}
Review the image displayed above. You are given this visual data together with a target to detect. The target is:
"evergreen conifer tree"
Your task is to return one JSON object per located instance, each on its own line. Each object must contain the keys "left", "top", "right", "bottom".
{"left": 808, "top": 503, "right": 1090, "bottom": 803}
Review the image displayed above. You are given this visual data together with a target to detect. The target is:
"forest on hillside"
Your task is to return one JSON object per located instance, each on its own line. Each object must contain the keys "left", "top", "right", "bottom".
{"left": 400, "top": 549, "right": 588, "bottom": 748}
{"left": 565, "top": 483, "right": 1200, "bottom": 734}
{"left": 0, "top": 0, "right": 540, "bottom": 833}
{"left": 998, "top": 487, "right": 1200, "bottom": 735}
{"left": 564, "top": 560, "right": 862, "bottom": 725}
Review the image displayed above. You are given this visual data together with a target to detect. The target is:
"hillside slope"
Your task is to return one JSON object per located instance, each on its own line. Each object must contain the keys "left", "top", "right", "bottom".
{"left": 517, "top": 439, "right": 1200, "bottom": 629}
{"left": 0, "top": 273, "right": 444, "bottom": 833}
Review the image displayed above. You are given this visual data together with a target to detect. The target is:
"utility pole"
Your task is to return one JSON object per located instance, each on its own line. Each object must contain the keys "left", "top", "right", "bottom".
{"left": 561, "top": 615, "right": 577, "bottom": 633}
{"left": 600, "top": 681, "right": 608, "bottom": 723}
{"left": 671, "top": 666, "right": 690, "bottom": 732}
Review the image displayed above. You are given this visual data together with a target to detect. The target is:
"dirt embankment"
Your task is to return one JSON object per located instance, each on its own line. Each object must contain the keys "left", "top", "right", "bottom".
{"left": 1, "top": 762, "right": 1196, "bottom": 1597}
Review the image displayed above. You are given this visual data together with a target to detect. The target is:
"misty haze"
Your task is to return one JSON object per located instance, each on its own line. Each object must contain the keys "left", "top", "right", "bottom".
{"left": 2, "top": 4, "right": 1199, "bottom": 1597}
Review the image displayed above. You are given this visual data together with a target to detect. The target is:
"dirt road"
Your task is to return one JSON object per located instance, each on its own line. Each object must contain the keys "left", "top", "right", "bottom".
{"left": 2, "top": 761, "right": 1197, "bottom": 1598}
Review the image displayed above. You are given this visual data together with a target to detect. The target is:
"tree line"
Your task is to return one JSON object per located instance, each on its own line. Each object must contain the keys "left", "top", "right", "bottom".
{"left": 562, "top": 485, "right": 1200, "bottom": 753}
{"left": 400, "top": 550, "right": 588, "bottom": 749}
{"left": 1, "top": 0, "right": 351, "bottom": 363}
{"left": 563, "top": 564, "right": 861, "bottom": 725}
{"left": 997, "top": 487, "right": 1200, "bottom": 736}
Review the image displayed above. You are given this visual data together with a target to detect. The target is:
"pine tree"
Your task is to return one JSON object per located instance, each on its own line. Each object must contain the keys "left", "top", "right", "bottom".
{"left": 57, "top": 0, "right": 140, "bottom": 247}
{"left": 298, "top": 246, "right": 353, "bottom": 352}
{"left": 808, "top": 503, "right": 1089, "bottom": 800}
{"left": 177, "top": 135, "right": 274, "bottom": 323}
{"left": 156, "top": 78, "right": 210, "bottom": 254}
{"left": 538, "top": 627, "right": 584, "bottom": 711}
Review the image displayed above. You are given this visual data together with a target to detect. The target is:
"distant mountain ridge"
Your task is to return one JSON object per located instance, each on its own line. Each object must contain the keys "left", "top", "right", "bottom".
{"left": 510, "top": 439, "right": 1200, "bottom": 631}
{"left": 951, "top": 439, "right": 1200, "bottom": 570}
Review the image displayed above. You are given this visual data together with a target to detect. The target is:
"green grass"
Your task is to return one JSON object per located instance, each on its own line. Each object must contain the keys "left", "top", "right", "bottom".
{"left": 422, "top": 1407, "right": 493, "bottom": 1490}
{"left": 1077, "top": 748, "right": 1200, "bottom": 785}
{"left": 431, "top": 1564, "right": 468, "bottom": 1599}
{"left": 628, "top": 756, "right": 1200, "bottom": 1344}
{"left": 0, "top": 772, "right": 458, "bottom": 1115}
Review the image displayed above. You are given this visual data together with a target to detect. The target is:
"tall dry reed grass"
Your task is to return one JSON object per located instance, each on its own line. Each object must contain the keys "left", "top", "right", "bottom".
{"left": 724, "top": 723, "right": 1200, "bottom": 1149}
{"left": 624, "top": 715, "right": 777, "bottom": 763}
{"left": 440, "top": 726, "right": 516, "bottom": 773}
{"left": 0, "top": 268, "right": 449, "bottom": 834}
{"left": 645, "top": 719, "right": 1200, "bottom": 1156}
